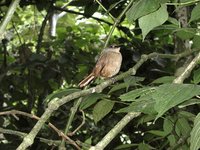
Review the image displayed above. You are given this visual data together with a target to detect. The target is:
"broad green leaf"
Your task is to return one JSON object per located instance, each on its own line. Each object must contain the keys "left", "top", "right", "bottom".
{"left": 124, "top": 76, "right": 145, "bottom": 91}
{"left": 108, "top": 83, "right": 128, "bottom": 94}
{"left": 175, "top": 117, "right": 191, "bottom": 136}
{"left": 189, "top": 2, "right": 200, "bottom": 22}
{"left": 190, "top": 113, "right": 200, "bottom": 150}
{"left": 93, "top": 99, "right": 115, "bottom": 124}
{"left": 117, "top": 97, "right": 156, "bottom": 114}
{"left": 193, "top": 68, "right": 200, "bottom": 84}
{"left": 178, "top": 111, "right": 196, "bottom": 121}
{"left": 80, "top": 93, "right": 106, "bottom": 110}
{"left": 44, "top": 88, "right": 80, "bottom": 103}
{"left": 120, "top": 87, "right": 155, "bottom": 101}
{"left": 175, "top": 28, "right": 196, "bottom": 40}
{"left": 151, "top": 76, "right": 175, "bottom": 84}
{"left": 126, "top": 0, "right": 160, "bottom": 22}
{"left": 139, "top": 4, "right": 168, "bottom": 40}
{"left": 168, "top": 135, "right": 176, "bottom": 147}
{"left": 153, "top": 84, "right": 200, "bottom": 120}
{"left": 163, "top": 117, "right": 174, "bottom": 135}
{"left": 109, "top": 76, "right": 144, "bottom": 94}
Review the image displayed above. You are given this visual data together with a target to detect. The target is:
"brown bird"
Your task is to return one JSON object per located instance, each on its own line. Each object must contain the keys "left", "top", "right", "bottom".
{"left": 78, "top": 46, "right": 122, "bottom": 88}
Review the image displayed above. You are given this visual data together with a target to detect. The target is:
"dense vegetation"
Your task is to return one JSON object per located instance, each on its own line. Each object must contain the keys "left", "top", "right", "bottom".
{"left": 0, "top": 0, "right": 200, "bottom": 149}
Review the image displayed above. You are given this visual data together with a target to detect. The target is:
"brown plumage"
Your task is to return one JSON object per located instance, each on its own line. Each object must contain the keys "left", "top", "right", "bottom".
{"left": 78, "top": 46, "right": 122, "bottom": 88}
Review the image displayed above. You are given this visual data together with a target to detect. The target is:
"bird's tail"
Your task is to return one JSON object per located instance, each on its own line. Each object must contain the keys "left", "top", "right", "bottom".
{"left": 78, "top": 73, "right": 95, "bottom": 88}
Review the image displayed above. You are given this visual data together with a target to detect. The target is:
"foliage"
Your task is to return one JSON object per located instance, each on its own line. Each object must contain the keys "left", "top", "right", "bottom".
{"left": 0, "top": 0, "right": 200, "bottom": 149}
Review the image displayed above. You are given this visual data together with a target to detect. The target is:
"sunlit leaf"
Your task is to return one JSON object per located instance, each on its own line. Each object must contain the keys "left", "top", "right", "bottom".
{"left": 139, "top": 4, "right": 168, "bottom": 40}
{"left": 189, "top": 2, "right": 200, "bottom": 22}
{"left": 126, "top": 0, "right": 160, "bottom": 22}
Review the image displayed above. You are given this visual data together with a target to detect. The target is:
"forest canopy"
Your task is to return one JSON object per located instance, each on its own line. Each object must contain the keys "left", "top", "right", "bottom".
{"left": 0, "top": 0, "right": 200, "bottom": 150}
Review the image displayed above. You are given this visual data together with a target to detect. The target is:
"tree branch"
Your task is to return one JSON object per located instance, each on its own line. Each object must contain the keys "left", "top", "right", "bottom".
{"left": 0, "top": 127, "right": 61, "bottom": 146}
{"left": 36, "top": 4, "right": 53, "bottom": 54}
{"left": 89, "top": 112, "right": 141, "bottom": 150}
{"left": 53, "top": 6, "right": 113, "bottom": 26}
{"left": 174, "top": 52, "right": 200, "bottom": 83}
{"left": 16, "top": 49, "right": 200, "bottom": 150}
{"left": 0, "top": 110, "right": 80, "bottom": 150}
{"left": 0, "top": 0, "right": 20, "bottom": 40}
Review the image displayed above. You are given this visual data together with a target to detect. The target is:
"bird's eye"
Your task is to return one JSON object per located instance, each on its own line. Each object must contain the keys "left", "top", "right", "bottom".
{"left": 110, "top": 45, "right": 116, "bottom": 48}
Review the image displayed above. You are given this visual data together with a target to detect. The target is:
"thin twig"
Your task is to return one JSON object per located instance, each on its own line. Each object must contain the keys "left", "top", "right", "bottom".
{"left": 68, "top": 110, "right": 86, "bottom": 136}
{"left": 95, "top": 0, "right": 115, "bottom": 21}
{"left": 53, "top": 6, "right": 113, "bottom": 26}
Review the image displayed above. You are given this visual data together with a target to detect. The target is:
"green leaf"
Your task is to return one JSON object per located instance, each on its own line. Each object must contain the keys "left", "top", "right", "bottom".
{"left": 189, "top": 2, "right": 200, "bottom": 22}
{"left": 192, "top": 35, "right": 200, "bottom": 48}
{"left": 126, "top": 0, "right": 160, "bottom": 22}
{"left": 168, "top": 17, "right": 179, "bottom": 26}
{"left": 175, "top": 117, "right": 191, "bottom": 136}
{"left": 178, "top": 98, "right": 200, "bottom": 108}
{"left": 175, "top": 28, "right": 196, "bottom": 40}
{"left": 168, "top": 135, "right": 176, "bottom": 146}
{"left": 148, "top": 130, "right": 168, "bottom": 137}
{"left": 139, "top": 4, "right": 168, "bottom": 40}
{"left": 163, "top": 117, "right": 174, "bottom": 135}
{"left": 93, "top": 99, "right": 115, "bottom": 124}
{"left": 138, "top": 143, "right": 151, "bottom": 150}
{"left": 178, "top": 111, "right": 196, "bottom": 121}
{"left": 190, "top": 113, "right": 200, "bottom": 150}
{"left": 151, "top": 76, "right": 175, "bottom": 84}
{"left": 193, "top": 68, "right": 200, "bottom": 84}
{"left": 117, "top": 96, "right": 156, "bottom": 114}
{"left": 120, "top": 87, "right": 155, "bottom": 101}
{"left": 109, "top": 76, "right": 144, "bottom": 94}
{"left": 153, "top": 84, "right": 200, "bottom": 120}
{"left": 124, "top": 76, "right": 145, "bottom": 91}
{"left": 80, "top": 93, "right": 106, "bottom": 110}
